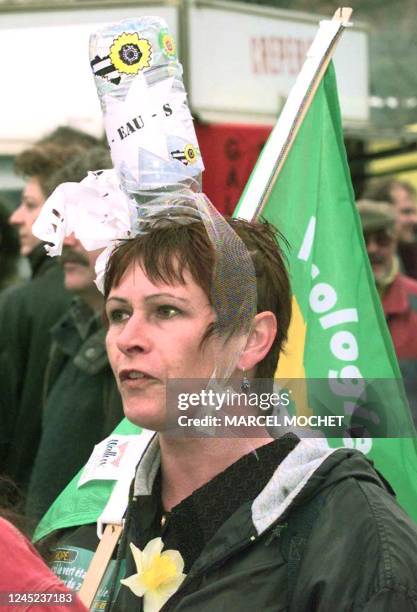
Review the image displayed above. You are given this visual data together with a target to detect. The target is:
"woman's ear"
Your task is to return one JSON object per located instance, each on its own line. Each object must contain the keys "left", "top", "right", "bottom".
{"left": 237, "top": 311, "right": 277, "bottom": 372}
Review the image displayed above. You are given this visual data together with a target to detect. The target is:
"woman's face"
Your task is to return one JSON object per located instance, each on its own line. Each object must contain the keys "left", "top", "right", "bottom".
{"left": 105, "top": 260, "right": 219, "bottom": 430}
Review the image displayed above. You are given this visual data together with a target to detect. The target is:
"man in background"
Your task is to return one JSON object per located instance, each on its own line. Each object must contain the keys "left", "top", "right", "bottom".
{"left": 0, "top": 129, "right": 99, "bottom": 489}
{"left": 26, "top": 148, "right": 123, "bottom": 522}
{"left": 357, "top": 199, "right": 417, "bottom": 421}
{"left": 364, "top": 178, "right": 417, "bottom": 280}
{"left": 0, "top": 198, "right": 20, "bottom": 295}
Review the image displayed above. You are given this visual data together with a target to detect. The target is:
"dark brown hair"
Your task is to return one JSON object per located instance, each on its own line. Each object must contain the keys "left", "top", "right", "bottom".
{"left": 0, "top": 476, "right": 51, "bottom": 556}
{"left": 104, "top": 217, "right": 292, "bottom": 379}
{"left": 0, "top": 476, "right": 27, "bottom": 534}
{"left": 36, "top": 125, "right": 100, "bottom": 150}
{"left": 46, "top": 146, "right": 112, "bottom": 195}
{"left": 14, "top": 143, "right": 86, "bottom": 197}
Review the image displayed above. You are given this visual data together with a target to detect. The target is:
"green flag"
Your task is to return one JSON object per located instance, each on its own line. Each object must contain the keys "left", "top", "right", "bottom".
{"left": 33, "top": 418, "right": 140, "bottom": 542}
{"left": 235, "top": 62, "right": 417, "bottom": 521}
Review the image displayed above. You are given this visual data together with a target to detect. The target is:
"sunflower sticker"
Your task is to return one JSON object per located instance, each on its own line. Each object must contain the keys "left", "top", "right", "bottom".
{"left": 171, "top": 145, "right": 200, "bottom": 166}
{"left": 184, "top": 144, "right": 198, "bottom": 164}
{"left": 109, "top": 33, "right": 152, "bottom": 75}
{"left": 159, "top": 30, "right": 176, "bottom": 59}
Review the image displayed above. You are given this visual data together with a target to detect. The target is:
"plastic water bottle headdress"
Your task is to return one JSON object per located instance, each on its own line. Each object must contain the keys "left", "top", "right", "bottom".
{"left": 33, "top": 17, "right": 257, "bottom": 370}
{"left": 91, "top": 17, "right": 203, "bottom": 204}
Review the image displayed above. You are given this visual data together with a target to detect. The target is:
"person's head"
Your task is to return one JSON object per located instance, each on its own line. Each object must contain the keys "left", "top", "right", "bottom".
{"left": 357, "top": 199, "right": 397, "bottom": 285}
{"left": 104, "top": 216, "right": 291, "bottom": 429}
{"left": 364, "top": 179, "right": 417, "bottom": 244}
{"left": 36, "top": 125, "right": 100, "bottom": 150}
{"left": 10, "top": 143, "right": 84, "bottom": 256}
{"left": 49, "top": 147, "right": 113, "bottom": 306}
{"left": 0, "top": 198, "right": 20, "bottom": 288}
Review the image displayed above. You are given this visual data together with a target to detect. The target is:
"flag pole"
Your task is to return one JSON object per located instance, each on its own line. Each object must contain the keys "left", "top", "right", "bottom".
{"left": 236, "top": 7, "right": 353, "bottom": 222}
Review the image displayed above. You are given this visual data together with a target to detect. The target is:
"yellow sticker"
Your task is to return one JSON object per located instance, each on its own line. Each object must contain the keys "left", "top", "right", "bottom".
{"left": 184, "top": 144, "right": 198, "bottom": 164}
{"left": 109, "top": 32, "right": 152, "bottom": 75}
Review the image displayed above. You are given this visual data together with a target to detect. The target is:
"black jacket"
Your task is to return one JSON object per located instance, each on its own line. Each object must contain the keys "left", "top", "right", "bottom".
{"left": 26, "top": 300, "right": 123, "bottom": 521}
{"left": 46, "top": 435, "right": 417, "bottom": 611}
{"left": 0, "top": 246, "right": 71, "bottom": 488}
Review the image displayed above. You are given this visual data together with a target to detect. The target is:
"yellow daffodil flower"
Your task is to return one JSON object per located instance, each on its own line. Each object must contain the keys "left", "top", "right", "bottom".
{"left": 121, "top": 538, "right": 186, "bottom": 612}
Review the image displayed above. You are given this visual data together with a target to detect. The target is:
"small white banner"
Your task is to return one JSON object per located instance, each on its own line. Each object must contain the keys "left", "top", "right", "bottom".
{"left": 78, "top": 434, "right": 143, "bottom": 487}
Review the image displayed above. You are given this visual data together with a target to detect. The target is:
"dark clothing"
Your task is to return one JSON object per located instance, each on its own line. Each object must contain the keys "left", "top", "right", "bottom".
{"left": 26, "top": 300, "right": 123, "bottom": 521}
{"left": 399, "top": 241, "right": 417, "bottom": 281}
{"left": 131, "top": 435, "right": 299, "bottom": 574}
{"left": 0, "top": 246, "right": 71, "bottom": 488}
{"left": 383, "top": 272, "right": 417, "bottom": 419}
{"left": 47, "top": 436, "right": 417, "bottom": 611}
{"left": 29, "top": 243, "right": 56, "bottom": 278}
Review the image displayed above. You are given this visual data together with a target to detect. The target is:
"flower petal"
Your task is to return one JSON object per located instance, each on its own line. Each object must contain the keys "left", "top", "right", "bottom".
{"left": 160, "top": 573, "right": 187, "bottom": 597}
{"left": 120, "top": 573, "right": 147, "bottom": 597}
{"left": 129, "top": 542, "right": 144, "bottom": 574}
{"left": 143, "top": 587, "right": 172, "bottom": 612}
{"left": 142, "top": 537, "right": 164, "bottom": 567}
{"left": 146, "top": 573, "right": 186, "bottom": 611}
{"left": 161, "top": 549, "right": 185, "bottom": 574}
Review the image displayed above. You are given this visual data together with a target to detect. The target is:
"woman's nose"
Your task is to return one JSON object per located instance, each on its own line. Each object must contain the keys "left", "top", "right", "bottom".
{"left": 9, "top": 205, "right": 24, "bottom": 226}
{"left": 115, "top": 313, "right": 152, "bottom": 356}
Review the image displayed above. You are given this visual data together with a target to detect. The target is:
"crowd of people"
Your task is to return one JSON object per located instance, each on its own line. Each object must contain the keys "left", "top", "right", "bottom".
{"left": 358, "top": 179, "right": 417, "bottom": 418}
{"left": 0, "top": 125, "right": 417, "bottom": 610}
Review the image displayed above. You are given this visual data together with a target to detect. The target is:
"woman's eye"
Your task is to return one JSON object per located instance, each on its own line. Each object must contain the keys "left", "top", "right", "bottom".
{"left": 107, "top": 309, "right": 130, "bottom": 324}
{"left": 156, "top": 305, "right": 182, "bottom": 319}
{"left": 26, "top": 202, "right": 41, "bottom": 211}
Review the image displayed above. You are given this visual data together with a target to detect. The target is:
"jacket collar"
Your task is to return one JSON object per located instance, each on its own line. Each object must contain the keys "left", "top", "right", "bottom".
{"left": 252, "top": 438, "right": 337, "bottom": 535}
{"left": 51, "top": 298, "right": 108, "bottom": 374}
{"left": 132, "top": 435, "right": 338, "bottom": 537}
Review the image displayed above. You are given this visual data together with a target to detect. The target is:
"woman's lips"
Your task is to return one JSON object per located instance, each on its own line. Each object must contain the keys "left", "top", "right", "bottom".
{"left": 119, "top": 369, "right": 158, "bottom": 390}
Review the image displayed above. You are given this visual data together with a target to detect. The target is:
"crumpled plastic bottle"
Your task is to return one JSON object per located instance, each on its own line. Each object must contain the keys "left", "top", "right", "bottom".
{"left": 89, "top": 16, "right": 204, "bottom": 230}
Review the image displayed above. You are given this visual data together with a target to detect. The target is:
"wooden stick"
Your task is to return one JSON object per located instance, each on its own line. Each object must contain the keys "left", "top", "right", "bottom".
{"left": 333, "top": 7, "right": 353, "bottom": 21}
{"left": 255, "top": 7, "right": 353, "bottom": 219}
{"left": 78, "top": 523, "right": 123, "bottom": 609}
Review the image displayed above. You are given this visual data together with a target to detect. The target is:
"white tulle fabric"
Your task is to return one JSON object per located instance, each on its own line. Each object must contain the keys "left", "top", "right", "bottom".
{"left": 32, "top": 169, "right": 135, "bottom": 291}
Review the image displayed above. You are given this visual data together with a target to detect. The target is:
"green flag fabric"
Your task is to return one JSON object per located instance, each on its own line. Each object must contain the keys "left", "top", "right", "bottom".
{"left": 235, "top": 62, "right": 417, "bottom": 521}
{"left": 34, "top": 418, "right": 140, "bottom": 542}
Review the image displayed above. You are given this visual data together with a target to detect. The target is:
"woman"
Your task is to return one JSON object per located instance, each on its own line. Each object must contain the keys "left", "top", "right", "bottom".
{"left": 47, "top": 213, "right": 417, "bottom": 612}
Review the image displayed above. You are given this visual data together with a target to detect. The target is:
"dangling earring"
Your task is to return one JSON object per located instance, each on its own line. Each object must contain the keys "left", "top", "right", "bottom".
{"left": 241, "top": 369, "right": 250, "bottom": 392}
